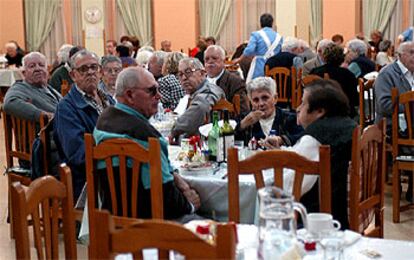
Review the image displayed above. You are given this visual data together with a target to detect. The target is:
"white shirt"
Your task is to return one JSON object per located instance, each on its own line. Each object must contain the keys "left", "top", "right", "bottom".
{"left": 280, "top": 135, "right": 321, "bottom": 196}
{"left": 397, "top": 59, "right": 414, "bottom": 90}
{"left": 206, "top": 69, "right": 225, "bottom": 85}
{"left": 259, "top": 111, "right": 275, "bottom": 137}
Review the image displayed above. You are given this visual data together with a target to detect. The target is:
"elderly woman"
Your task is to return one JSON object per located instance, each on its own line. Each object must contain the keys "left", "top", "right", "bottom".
{"left": 99, "top": 55, "right": 123, "bottom": 97}
{"left": 310, "top": 43, "right": 358, "bottom": 118}
{"left": 345, "top": 39, "right": 376, "bottom": 78}
{"left": 158, "top": 52, "right": 186, "bottom": 109}
{"left": 376, "top": 40, "right": 394, "bottom": 67}
{"left": 264, "top": 79, "right": 357, "bottom": 229}
{"left": 236, "top": 76, "right": 303, "bottom": 146}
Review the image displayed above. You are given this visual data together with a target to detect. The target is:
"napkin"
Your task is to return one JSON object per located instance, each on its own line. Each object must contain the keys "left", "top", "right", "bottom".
{"left": 174, "top": 94, "right": 189, "bottom": 115}
{"left": 343, "top": 230, "right": 362, "bottom": 246}
{"left": 364, "top": 71, "right": 378, "bottom": 80}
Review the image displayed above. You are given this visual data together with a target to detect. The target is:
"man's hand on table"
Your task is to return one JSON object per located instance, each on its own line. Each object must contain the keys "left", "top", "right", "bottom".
{"left": 174, "top": 174, "right": 201, "bottom": 211}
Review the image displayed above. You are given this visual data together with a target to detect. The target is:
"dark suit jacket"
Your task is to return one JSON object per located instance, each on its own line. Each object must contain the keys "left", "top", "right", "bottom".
{"left": 216, "top": 70, "right": 250, "bottom": 114}
{"left": 265, "top": 51, "right": 296, "bottom": 70}
{"left": 310, "top": 64, "right": 359, "bottom": 117}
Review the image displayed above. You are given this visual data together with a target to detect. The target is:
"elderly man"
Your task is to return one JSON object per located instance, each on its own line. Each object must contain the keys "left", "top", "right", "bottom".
{"left": 5, "top": 41, "right": 24, "bottom": 67}
{"left": 302, "top": 39, "right": 333, "bottom": 77}
{"left": 105, "top": 40, "right": 117, "bottom": 55}
{"left": 161, "top": 40, "right": 172, "bottom": 52}
{"left": 3, "top": 52, "right": 62, "bottom": 172}
{"left": 265, "top": 37, "right": 304, "bottom": 71}
{"left": 375, "top": 41, "right": 414, "bottom": 130}
{"left": 54, "top": 50, "right": 115, "bottom": 200}
{"left": 170, "top": 58, "right": 225, "bottom": 143}
{"left": 346, "top": 39, "right": 375, "bottom": 78}
{"left": 49, "top": 46, "right": 83, "bottom": 92}
{"left": 99, "top": 55, "right": 122, "bottom": 97}
{"left": 94, "top": 67, "right": 200, "bottom": 220}
{"left": 204, "top": 45, "right": 249, "bottom": 114}
{"left": 148, "top": 51, "right": 167, "bottom": 80}
{"left": 4, "top": 52, "right": 61, "bottom": 121}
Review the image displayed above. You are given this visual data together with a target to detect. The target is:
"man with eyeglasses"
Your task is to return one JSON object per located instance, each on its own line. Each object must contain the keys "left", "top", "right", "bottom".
{"left": 93, "top": 66, "right": 201, "bottom": 220}
{"left": 99, "top": 55, "right": 123, "bottom": 97}
{"left": 170, "top": 58, "right": 225, "bottom": 143}
{"left": 54, "top": 50, "right": 116, "bottom": 201}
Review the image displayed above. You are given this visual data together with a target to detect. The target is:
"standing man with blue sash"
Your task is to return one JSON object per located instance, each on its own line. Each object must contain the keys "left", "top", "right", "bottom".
{"left": 233, "top": 13, "right": 283, "bottom": 83}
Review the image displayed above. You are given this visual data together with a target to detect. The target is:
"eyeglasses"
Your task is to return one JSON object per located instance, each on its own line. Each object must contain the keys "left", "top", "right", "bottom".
{"left": 103, "top": 67, "right": 122, "bottom": 74}
{"left": 139, "top": 86, "right": 159, "bottom": 97}
{"left": 177, "top": 68, "right": 200, "bottom": 79}
{"left": 75, "top": 64, "right": 100, "bottom": 74}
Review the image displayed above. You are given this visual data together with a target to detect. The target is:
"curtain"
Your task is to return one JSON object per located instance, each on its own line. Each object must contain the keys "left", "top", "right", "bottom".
{"left": 309, "top": 0, "right": 322, "bottom": 48}
{"left": 115, "top": 4, "right": 129, "bottom": 41}
{"left": 362, "top": 0, "right": 397, "bottom": 39}
{"left": 242, "top": 0, "right": 277, "bottom": 42}
{"left": 24, "top": 0, "right": 60, "bottom": 51}
{"left": 383, "top": 0, "right": 405, "bottom": 46}
{"left": 116, "top": 0, "right": 152, "bottom": 46}
{"left": 71, "top": 0, "right": 83, "bottom": 46}
{"left": 199, "top": 0, "right": 232, "bottom": 38}
{"left": 39, "top": 3, "right": 67, "bottom": 65}
{"left": 217, "top": 0, "right": 239, "bottom": 54}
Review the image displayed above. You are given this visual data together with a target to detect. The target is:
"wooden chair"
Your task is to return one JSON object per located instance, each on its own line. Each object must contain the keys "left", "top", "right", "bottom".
{"left": 11, "top": 166, "right": 77, "bottom": 259}
{"left": 391, "top": 89, "right": 414, "bottom": 223}
{"left": 349, "top": 120, "right": 386, "bottom": 237}
{"left": 92, "top": 209, "right": 236, "bottom": 259}
{"left": 2, "top": 111, "right": 50, "bottom": 238}
{"left": 296, "top": 74, "right": 323, "bottom": 107}
{"left": 211, "top": 94, "right": 241, "bottom": 118}
{"left": 227, "top": 146, "right": 331, "bottom": 223}
{"left": 60, "top": 79, "right": 70, "bottom": 97}
{"left": 85, "top": 133, "right": 164, "bottom": 257}
{"left": 265, "top": 66, "right": 297, "bottom": 110}
{"left": 358, "top": 78, "right": 376, "bottom": 128}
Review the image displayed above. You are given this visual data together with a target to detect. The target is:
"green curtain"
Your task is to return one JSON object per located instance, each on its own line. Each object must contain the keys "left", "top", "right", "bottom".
{"left": 199, "top": 0, "right": 232, "bottom": 38}
{"left": 24, "top": 0, "right": 60, "bottom": 51}
{"left": 309, "top": 0, "right": 322, "bottom": 48}
{"left": 116, "top": 0, "right": 152, "bottom": 46}
{"left": 363, "top": 0, "right": 397, "bottom": 38}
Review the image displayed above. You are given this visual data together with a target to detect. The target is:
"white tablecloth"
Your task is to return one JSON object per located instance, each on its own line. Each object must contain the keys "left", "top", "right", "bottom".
{"left": 0, "top": 68, "right": 23, "bottom": 87}
{"left": 115, "top": 225, "right": 414, "bottom": 260}
{"left": 169, "top": 145, "right": 273, "bottom": 224}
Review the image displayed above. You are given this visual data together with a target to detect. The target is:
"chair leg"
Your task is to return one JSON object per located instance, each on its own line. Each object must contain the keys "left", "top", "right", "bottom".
{"left": 8, "top": 174, "right": 14, "bottom": 239}
{"left": 392, "top": 163, "right": 400, "bottom": 223}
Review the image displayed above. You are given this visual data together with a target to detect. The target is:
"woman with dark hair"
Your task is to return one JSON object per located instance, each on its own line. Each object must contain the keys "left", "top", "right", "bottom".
{"left": 264, "top": 79, "right": 357, "bottom": 230}
{"left": 310, "top": 43, "right": 358, "bottom": 118}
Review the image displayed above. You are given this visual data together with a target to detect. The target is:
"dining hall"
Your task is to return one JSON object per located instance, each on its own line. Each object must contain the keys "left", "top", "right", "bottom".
{"left": 0, "top": 0, "right": 413, "bottom": 259}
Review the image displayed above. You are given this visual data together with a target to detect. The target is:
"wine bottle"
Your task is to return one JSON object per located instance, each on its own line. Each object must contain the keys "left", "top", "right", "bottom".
{"left": 208, "top": 111, "right": 220, "bottom": 161}
{"left": 218, "top": 109, "right": 234, "bottom": 162}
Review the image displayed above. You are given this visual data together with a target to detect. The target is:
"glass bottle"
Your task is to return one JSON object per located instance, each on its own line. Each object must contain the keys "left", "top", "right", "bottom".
{"left": 218, "top": 109, "right": 234, "bottom": 162}
{"left": 208, "top": 111, "right": 220, "bottom": 161}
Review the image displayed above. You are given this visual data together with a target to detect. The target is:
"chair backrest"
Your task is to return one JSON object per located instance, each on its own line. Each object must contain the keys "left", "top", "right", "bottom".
{"left": 265, "top": 66, "right": 296, "bottom": 108}
{"left": 92, "top": 209, "right": 236, "bottom": 260}
{"left": 61, "top": 79, "right": 70, "bottom": 97}
{"left": 2, "top": 110, "right": 49, "bottom": 175}
{"left": 391, "top": 88, "right": 414, "bottom": 157}
{"left": 227, "top": 146, "right": 331, "bottom": 222}
{"left": 297, "top": 74, "right": 323, "bottom": 107}
{"left": 348, "top": 120, "right": 386, "bottom": 237}
{"left": 11, "top": 166, "right": 77, "bottom": 259}
{"left": 358, "top": 78, "right": 376, "bottom": 128}
{"left": 85, "top": 133, "right": 164, "bottom": 219}
{"left": 211, "top": 94, "right": 240, "bottom": 118}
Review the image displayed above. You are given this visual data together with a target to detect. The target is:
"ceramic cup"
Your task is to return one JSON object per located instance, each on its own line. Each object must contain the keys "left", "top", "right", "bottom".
{"left": 307, "top": 213, "right": 341, "bottom": 235}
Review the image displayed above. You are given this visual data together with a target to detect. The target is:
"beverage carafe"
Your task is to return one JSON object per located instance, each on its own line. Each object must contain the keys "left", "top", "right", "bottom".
{"left": 257, "top": 187, "right": 308, "bottom": 259}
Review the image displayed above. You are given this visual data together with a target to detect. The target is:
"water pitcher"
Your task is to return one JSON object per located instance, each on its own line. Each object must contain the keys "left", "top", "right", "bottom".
{"left": 257, "top": 186, "right": 308, "bottom": 259}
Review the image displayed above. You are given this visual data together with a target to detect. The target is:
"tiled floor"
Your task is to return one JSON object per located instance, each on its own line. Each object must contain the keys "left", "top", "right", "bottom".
{"left": 0, "top": 119, "right": 412, "bottom": 259}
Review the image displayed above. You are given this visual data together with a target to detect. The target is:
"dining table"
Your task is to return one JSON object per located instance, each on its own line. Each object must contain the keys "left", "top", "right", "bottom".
{"left": 114, "top": 225, "right": 414, "bottom": 260}
{"left": 168, "top": 145, "right": 272, "bottom": 224}
{"left": 0, "top": 68, "right": 24, "bottom": 102}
